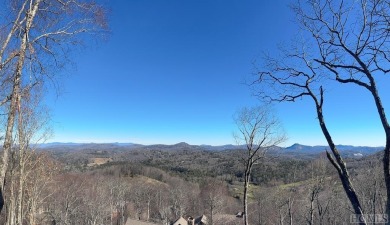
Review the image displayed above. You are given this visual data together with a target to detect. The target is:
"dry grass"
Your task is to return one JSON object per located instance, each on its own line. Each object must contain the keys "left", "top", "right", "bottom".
{"left": 87, "top": 157, "right": 112, "bottom": 166}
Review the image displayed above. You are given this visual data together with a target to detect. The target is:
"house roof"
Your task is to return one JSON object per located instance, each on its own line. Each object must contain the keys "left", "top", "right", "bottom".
{"left": 171, "top": 216, "right": 187, "bottom": 225}
{"left": 171, "top": 214, "right": 209, "bottom": 225}
{"left": 194, "top": 215, "right": 208, "bottom": 224}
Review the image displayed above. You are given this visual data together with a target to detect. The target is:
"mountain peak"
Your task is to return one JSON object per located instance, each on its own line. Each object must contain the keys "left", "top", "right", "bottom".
{"left": 174, "top": 142, "right": 190, "bottom": 147}
{"left": 287, "top": 143, "right": 307, "bottom": 150}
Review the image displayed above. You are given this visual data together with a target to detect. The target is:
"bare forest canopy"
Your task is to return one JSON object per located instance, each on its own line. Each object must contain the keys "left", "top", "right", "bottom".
{"left": 3, "top": 142, "right": 382, "bottom": 225}
{"left": 40, "top": 142, "right": 384, "bottom": 161}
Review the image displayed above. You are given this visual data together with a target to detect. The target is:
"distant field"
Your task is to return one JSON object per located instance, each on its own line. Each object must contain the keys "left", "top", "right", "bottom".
{"left": 87, "top": 157, "right": 112, "bottom": 166}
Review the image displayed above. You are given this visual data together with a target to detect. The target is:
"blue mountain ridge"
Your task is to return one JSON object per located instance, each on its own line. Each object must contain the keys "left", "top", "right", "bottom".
{"left": 39, "top": 142, "right": 383, "bottom": 155}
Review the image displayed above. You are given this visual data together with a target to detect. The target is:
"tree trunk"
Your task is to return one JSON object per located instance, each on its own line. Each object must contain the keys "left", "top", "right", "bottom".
{"left": 16, "top": 99, "right": 25, "bottom": 225}
{"left": 279, "top": 209, "right": 284, "bottom": 225}
{"left": 308, "top": 191, "right": 315, "bottom": 225}
{"left": 315, "top": 105, "right": 366, "bottom": 225}
{"left": 369, "top": 84, "right": 390, "bottom": 223}
{"left": 243, "top": 163, "right": 252, "bottom": 225}
{"left": 210, "top": 204, "right": 214, "bottom": 225}
{"left": 147, "top": 200, "right": 150, "bottom": 221}
{"left": 9, "top": 175, "right": 15, "bottom": 225}
{"left": 16, "top": 163, "right": 24, "bottom": 225}
{"left": 0, "top": 0, "right": 42, "bottom": 214}
{"left": 287, "top": 198, "right": 293, "bottom": 225}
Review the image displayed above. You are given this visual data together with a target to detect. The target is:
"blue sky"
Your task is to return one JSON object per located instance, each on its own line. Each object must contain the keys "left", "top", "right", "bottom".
{"left": 46, "top": 0, "right": 388, "bottom": 147}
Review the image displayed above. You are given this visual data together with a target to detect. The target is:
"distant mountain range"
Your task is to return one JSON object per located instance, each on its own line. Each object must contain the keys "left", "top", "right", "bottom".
{"left": 286, "top": 143, "right": 383, "bottom": 153}
{"left": 283, "top": 143, "right": 383, "bottom": 158}
{"left": 39, "top": 142, "right": 144, "bottom": 150}
{"left": 38, "top": 142, "right": 384, "bottom": 158}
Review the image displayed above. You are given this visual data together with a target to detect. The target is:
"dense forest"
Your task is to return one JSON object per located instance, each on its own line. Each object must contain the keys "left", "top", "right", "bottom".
{"left": 0, "top": 143, "right": 382, "bottom": 225}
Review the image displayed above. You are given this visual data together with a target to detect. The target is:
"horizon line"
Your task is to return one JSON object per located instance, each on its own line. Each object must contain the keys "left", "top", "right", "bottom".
{"left": 40, "top": 141, "right": 385, "bottom": 148}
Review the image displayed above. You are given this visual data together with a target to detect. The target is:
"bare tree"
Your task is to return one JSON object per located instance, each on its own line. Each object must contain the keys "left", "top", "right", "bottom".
{"left": 15, "top": 83, "right": 53, "bottom": 225}
{"left": 306, "top": 157, "right": 329, "bottom": 225}
{"left": 155, "top": 184, "right": 171, "bottom": 225}
{"left": 252, "top": 0, "right": 390, "bottom": 224}
{"left": 169, "top": 179, "right": 190, "bottom": 219}
{"left": 25, "top": 152, "right": 59, "bottom": 225}
{"left": 233, "top": 106, "right": 286, "bottom": 225}
{"left": 200, "top": 179, "right": 228, "bottom": 225}
{"left": 83, "top": 176, "right": 111, "bottom": 225}
{"left": 253, "top": 44, "right": 367, "bottom": 223}
{"left": 107, "top": 178, "right": 128, "bottom": 225}
{"left": 290, "top": 0, "right": 390, "bottom": 220}
{"left": 0, "top": 0, "right": 108, "bottom": 214}
{"left": 356, "top": 159, "right": 386, "bottom": 223}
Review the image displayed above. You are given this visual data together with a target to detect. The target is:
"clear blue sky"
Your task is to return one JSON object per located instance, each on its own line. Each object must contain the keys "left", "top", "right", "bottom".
{"left": 46, "top": 0, "right": 389, "bottom": 147}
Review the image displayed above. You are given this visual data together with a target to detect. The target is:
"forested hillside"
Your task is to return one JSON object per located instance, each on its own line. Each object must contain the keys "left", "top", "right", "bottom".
{"left": 0, "top": 142, "right": 380, "bottom": 224}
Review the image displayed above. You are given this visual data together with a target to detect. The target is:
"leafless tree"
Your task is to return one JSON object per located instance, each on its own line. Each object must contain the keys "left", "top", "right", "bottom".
{"left": 253, "top": 44, "right": 367, "bottom": 223}
{"left": 290, "top": 0, "right": 390, "bottom": 220}
{"left": 200, "top": 179, "right": 228, "bottom": 225}
{"left": 356, "top": 159, "right": 386, "bottom": 223}
{"left": 254, "top": 188, "right": 274, "bottom": 225}
{"left": 252, "top": 0, "right": 390, "bottom": 223}
{"left": 51, "top": 174, "right": 86, "bottom": 225}
{"left": 142, "top": 183, "right": 156, "bottom": 222}
{"left": 128, "top": 181, "right": 144, "bottom": 221}
{"left": 107, "top": 178, "right": 128, "bottom": 225}
{"left": 14, "top": 84, "right": 53, "bottom": 225}
{"left": 233, "top": 106, "right": 286, "bottom": 225}
{"left": 169, "top": 179, "right": 190, "bottom": 219}
{"left": 155, "top": 184, "right": 171, "bottom": 225}
{"left": 83, "top": 176, "right": 111, "bottom": 225}
{"left": 0, "top": 0, "right": 108, "bottom": 214}
{"left": 0, "top": 73, "right": 54, "bottom": 225}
